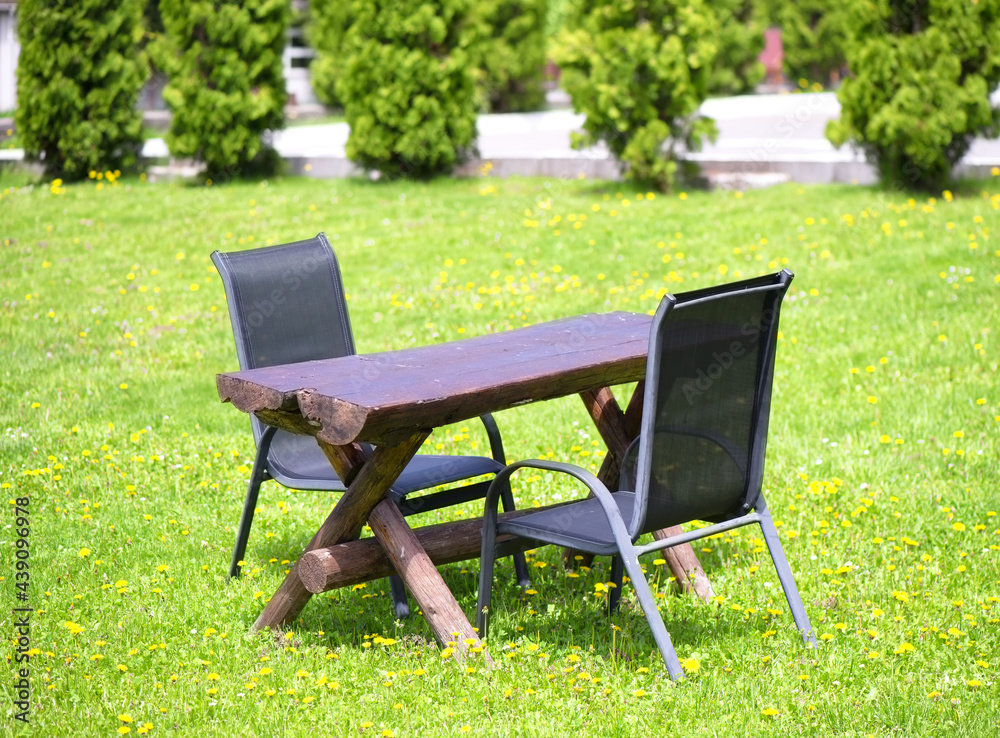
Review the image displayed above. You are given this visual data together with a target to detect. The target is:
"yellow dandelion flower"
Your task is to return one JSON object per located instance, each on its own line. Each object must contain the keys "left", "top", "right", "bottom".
{"left": 761, "top": 707, "right": 779, "bottom": 717}
{"left": 680, "top": 657, "right": 701, "bottom": 674}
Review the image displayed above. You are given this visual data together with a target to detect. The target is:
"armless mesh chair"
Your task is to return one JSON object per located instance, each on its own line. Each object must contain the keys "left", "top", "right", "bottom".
{"left": 476, "top": 270, "right": 815, "bottom": 679}
{"left": 213, "top": 233, "right": 529, "bottom": 618}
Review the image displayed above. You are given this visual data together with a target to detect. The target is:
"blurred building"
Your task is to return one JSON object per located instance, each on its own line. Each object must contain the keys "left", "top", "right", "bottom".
{"left": 0, "top": 2, "right": 18, "bottom": 112}
{"left": 0, "top": 1, "right": 321, "bottom": 117}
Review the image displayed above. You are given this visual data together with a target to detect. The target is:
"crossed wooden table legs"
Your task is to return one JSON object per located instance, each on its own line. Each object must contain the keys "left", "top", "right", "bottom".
{"left": 251, "top": 384, "right": 711, "bottom": 653}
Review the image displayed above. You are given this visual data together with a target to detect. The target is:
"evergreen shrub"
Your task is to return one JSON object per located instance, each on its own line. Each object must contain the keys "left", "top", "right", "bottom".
{"left": 826, "top": 0, "right": 1000, "bottom": 191}
{"left": 153, "top": 0, "right": 289, "bottom": 178}
{"left": 307, "top": 0, "right": 351, "bottom": 109}
{"left": 336, "top": 0, "right": 478, "bottom": 179}
{"left": 554, "top": 0, "right": 718, "bottom": 191}
{"left": 15, "top": 0, "right": 147, "bottom": 181}
{"left": 757, "top": 0, "right": 850, "bottom": 87}
{"left": 470, "top": 0, "right": 548, "bottom": 113}
{"left": 708, "top": 0, "right": 765, "bottom": 96}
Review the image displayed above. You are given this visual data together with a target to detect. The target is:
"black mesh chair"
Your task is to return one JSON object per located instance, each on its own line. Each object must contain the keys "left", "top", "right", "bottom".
{"left": 476, "top": 270, "right": 815, "bottom": 678}
{"left": 213, "top": 233, "right": 529, "bottom": 618}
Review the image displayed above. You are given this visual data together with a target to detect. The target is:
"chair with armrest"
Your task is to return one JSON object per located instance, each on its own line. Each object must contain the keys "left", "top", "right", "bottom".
{"left": 475, "top": 270, "right": 815, "bottom": 678}
{"left": 213, "top": 233, "right": 530, "bottom": 619}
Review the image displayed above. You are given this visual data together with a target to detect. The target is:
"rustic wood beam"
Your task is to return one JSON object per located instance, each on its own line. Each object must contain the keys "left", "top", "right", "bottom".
{"left": 251, "top": 432, "right": 428, "bottom": 632}
{"left": 652, "top": 527, "right": 715, "bottom": 600}
{"left": 367, "top": 500, "right": 489, "bottom": 661}
{"left": 298, "top": 504, "right": 565, "bottom": 593}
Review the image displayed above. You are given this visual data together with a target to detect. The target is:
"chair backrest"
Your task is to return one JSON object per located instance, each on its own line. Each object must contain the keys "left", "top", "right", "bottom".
{"left": 630, "top": 270, "right": 793, "bottom": 537}
{"left": 212, "top": 233, "right": 356, "bottom": 444}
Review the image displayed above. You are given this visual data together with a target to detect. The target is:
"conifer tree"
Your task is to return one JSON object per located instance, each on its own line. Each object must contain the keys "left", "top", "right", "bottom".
{"left": 307, "top": 0, "right": 351, "bottom": 109}
{"left": 554, "top": 0, "right": 719, "bottom": 190}
{"left": 708, "top": 0, "right": 765, "bottom": 96}
{"left": 827, "top": 0, "right": 1000, "bottom": 190}
{"left": 336, "top": 0, "right": 478, "bottom": 179}
{"left": 470, "top": 0, "right": 548, "bottom": 113}
{"left": 15, "top": 0, "right": 147, "bottom": 181}
{"left": 153, "top": 0, "right": 289, "bottom": 177}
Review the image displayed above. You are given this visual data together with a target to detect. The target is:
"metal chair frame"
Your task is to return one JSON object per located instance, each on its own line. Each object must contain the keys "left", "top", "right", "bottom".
{"left": 476, "top": 270, "right": 816, "bottom": 678}
{"left": 213, "top": 234, "right": 530, "bottom": 618}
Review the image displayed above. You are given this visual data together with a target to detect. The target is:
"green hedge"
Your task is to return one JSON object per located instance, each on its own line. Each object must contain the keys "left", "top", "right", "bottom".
{"left": 757, "top": 0, "right": 850, "bottom": 87}
{"left": 336, "top": 0, "right": 479, "bottom": 179}
{"left": 554, "top": 0, "right": 718, "bottom": 191}
{"left": 313, "top": 1, "right": 547, "bottom": 114}
{"left": 307, "top": 0, "right": 351, "bottom": 109}
{"left": 708, "top": 0, "right": 765, "bottom": 96}
{"left": 15, "top": 0, "right": 147, "bottom": 181}
{"left": 470, "top": 0, "right": 548, "bottom": 113}
{"left": 826, "top": 0, "right": 1000, "bottom": 191}
{"left": 152, "top": 0, "right": 289, "bottom": 178}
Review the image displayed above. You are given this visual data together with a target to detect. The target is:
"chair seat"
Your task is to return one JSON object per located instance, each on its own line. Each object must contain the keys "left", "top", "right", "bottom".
{"left": 267, "top": 429, "right": 503, "bottom": 496}
{"left": 498, "top": 492, "right": 636, "bottom": 556}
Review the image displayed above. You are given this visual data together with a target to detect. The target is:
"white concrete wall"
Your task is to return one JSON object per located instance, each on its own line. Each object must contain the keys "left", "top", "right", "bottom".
{"left": 0, "top": 7, "right": 18, "bottom": 112}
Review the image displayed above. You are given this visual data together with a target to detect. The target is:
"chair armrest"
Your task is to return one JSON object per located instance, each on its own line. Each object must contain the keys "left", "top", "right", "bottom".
{"left": 478, "top": 413, "right": 506, "bottom": 465}
{"left": 482, "top": 459, "right": 635, "bottom": 542}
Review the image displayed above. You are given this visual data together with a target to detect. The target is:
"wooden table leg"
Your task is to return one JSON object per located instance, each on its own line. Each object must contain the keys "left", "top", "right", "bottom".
{"left": 562, "top": 386, "right": 631, "bottom": 569}
{"left": 367, "top": 499, "right": 490, "bottom": 662}
{"left": 252, "top": 431, "right": 429, "bottom": 632}
{"left": 578, "top": 384, "right": 715, "bottom": 602}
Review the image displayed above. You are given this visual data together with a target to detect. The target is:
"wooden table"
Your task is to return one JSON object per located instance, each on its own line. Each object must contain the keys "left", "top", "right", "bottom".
{"left": 217, "top": 311, "right": 711, "bottom": 652}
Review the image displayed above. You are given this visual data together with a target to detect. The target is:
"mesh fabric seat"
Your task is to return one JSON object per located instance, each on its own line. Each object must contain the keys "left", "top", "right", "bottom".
{"left": 213, "top": 234, "right": 529, "bottom": 618}
{"left": 476, "top": 270, "right": 816, "bottom": 679}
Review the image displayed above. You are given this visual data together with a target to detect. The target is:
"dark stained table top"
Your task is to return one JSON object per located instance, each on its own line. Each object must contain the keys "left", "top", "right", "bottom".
{"left": 217, "top": 311, "right": 653, "bottom": 447}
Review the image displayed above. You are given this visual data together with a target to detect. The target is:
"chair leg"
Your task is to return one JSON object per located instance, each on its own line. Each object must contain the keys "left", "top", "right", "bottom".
{"left": 758, "top": 502, "right": 817, "bottom": 647}
{"left": 388, "top": 574, "right": 411, "bottom": 620}
{"left": 229, "top": 456, "right": 269, "bottom": 579}
{"left": 475, "top": 515, "right": 500, "bottom": 639}
{"left": 608, "top": 555, "right": 624, "bottom": 616}
{"left": 619, "top": 548, "right": 684, "bottom": 680}
{"left": 497, "top": 479, "right": 531, "bottom": 588}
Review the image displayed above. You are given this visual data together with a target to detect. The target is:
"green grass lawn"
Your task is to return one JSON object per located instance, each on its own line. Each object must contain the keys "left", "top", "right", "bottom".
{"left": 1, "top": 170, "right": 998, "bottom": 736}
